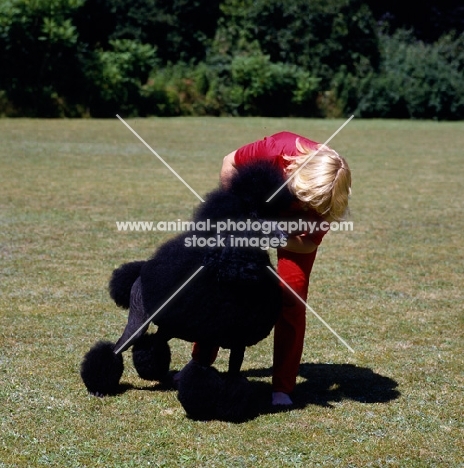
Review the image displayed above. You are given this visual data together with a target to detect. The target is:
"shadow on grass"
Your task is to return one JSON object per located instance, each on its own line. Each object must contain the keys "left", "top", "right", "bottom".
{"left": 116, "top": 363, "right": 400, "bottom": 422}
{"left": 241, "top": 363, "right": 400, "bottom": 419}
{"left": 252, "top": 363, "right": 400, "bottom": 408}
{"left": 113, "top": 371, "right": 182, "bottom": 395}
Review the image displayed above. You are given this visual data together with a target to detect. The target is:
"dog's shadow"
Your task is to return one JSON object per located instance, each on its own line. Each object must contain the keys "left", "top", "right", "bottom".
{"left": 242, "top": 362, "right": 400, "bottom": 417}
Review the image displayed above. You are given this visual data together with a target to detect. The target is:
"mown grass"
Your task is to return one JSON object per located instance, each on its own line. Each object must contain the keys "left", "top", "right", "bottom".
{"left": 1, "top": 117, "right": 463, "bottom": 467}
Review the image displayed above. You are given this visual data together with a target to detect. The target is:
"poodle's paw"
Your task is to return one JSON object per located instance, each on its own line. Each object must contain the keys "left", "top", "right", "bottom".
{"left": 272, "top": 391, "right": 293, "bottom": 406}
{"left": 176, "top": 363, "right": 253, "bottom": 421}
{"left": 172, "top": 360, "right": 193, "bottom": 389}
{"left": 132, "top": 333, "right": 171, "bottom": 381}
{"left": 216, "top": 374, "right": 253, "bottom": 422}
{"left": 177, "top": 361, "right": 224, "bottom": 420}
{"left": 80, "top": 341, "right": 124, "bottom": 396}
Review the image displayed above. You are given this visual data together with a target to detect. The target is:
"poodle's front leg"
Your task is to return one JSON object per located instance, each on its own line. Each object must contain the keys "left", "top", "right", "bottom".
{"left": 114, "top": 277, "right": 150, "bottom": 354}
{"left": 228, "top": 346, "right": 245, "bottom": 376}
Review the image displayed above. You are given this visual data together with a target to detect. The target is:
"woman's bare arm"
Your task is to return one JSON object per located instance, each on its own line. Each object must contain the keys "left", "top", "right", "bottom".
{"left": 220, "top": 151, "right": 238, "bottom": 188}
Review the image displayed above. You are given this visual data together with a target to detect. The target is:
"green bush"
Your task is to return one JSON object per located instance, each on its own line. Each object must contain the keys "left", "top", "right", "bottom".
{"left": 348, "top": 30, "right": 464, "bottom": 119}
{"left": 141, "top": 63, "right": 212, "bottom": 117}
{"left": 230, "top": 54, "right": 319, "bottom": 116}
{"left": 0, "top": 0, "right": 85, "bottom": 116}
{"left": 215, "top": 0, "right": 380, "bottom": 87}
{"left": 83, "top": 39, "right": 157, "bottom": 117}
{"left": 75, "top": 0, "right": 221, "bottom": 64}
{"left": 140, "top": 55, "right": 320, "bottom": 117}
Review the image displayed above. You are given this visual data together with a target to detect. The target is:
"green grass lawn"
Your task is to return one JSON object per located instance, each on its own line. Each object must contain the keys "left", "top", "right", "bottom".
{"left": 1, "top": 117, "right": 463, "bottom": 467}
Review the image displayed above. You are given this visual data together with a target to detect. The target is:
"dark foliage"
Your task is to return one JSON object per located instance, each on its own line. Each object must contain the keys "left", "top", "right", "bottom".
{"left": 0, "top": 0, "right": 461, "bottom": 118}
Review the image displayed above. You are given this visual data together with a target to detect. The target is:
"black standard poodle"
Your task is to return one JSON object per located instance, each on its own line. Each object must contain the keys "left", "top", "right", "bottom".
{"left": 80, "top": 160, "right": 293, "bottom": 421}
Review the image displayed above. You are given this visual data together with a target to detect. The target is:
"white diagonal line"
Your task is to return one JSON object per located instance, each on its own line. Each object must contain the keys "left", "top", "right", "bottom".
{"left": 266, "top": 115, "right": 354, "bottom": 202}
{"left": 114, "top": 266, "right": 204, "bottom": 354}
{"left": 116, "top": 114, "right": 205, "bottom": 202}
{"left": 266, "top": 266, "right": 355, "bottom": 353}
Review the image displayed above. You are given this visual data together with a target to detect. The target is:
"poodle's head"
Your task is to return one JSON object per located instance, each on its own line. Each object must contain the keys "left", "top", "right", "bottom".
{"left": 228, "top": 160, "right": 294, "bottom": 218}
{"left": 192, "top": 161, "right": 294, "bottom": 277}
{"left": 194, "top": 161, "right": 294, "bottom": 223}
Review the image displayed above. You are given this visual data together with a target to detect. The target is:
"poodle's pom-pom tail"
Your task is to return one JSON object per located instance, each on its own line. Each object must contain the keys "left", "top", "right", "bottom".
{"left": 132, "top": 333, "right": 171, "bottom": 381}
{"left": 177, "top": 361, "right": 224, "bottom": 420}
{"left": 80, "top": 341, "right": 124, "bottom": 396}
{"left": 109, "top": 261, "right": 145, "bottom": 309}
{"left": 216, "top": 375, "right": 253, "bottom": 422}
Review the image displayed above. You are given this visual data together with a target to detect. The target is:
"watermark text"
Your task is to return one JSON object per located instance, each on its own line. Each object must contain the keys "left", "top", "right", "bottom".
{"left": 115, "top": 218, "right": 353, "bottom": 234}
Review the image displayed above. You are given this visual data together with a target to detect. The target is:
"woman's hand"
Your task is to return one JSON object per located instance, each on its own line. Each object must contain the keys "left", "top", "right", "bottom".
{"left": 280, "top": 235, "right": 318, "bottom": 254}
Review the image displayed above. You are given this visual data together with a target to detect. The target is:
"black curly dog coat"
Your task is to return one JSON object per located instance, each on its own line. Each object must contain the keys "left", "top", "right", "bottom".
{"left": 80, "top": 161, "right": 294, "bottom": 420}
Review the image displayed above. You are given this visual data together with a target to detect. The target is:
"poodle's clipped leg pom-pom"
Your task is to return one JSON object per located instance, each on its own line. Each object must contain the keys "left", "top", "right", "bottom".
{"left": 176, "top": 361, "right": 225, "bottom": 421}
{"left": 80, "top": 341, "right": 124, "bottom": 396}
{"left": 216, "top": 374, "right": 253, "bottom": 422}
{"left": 131, "top": 333, "right": 171, "bottom": 381}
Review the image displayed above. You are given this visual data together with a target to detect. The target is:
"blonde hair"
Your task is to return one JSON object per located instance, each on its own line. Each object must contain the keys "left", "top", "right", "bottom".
{"left": 283, "top": 139, "right": 351, "bottom": 221}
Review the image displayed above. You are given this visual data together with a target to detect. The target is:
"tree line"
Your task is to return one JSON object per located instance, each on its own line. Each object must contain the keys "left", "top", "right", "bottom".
{"left": 0, "top": 0, "right": 463, "bottom": 119}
